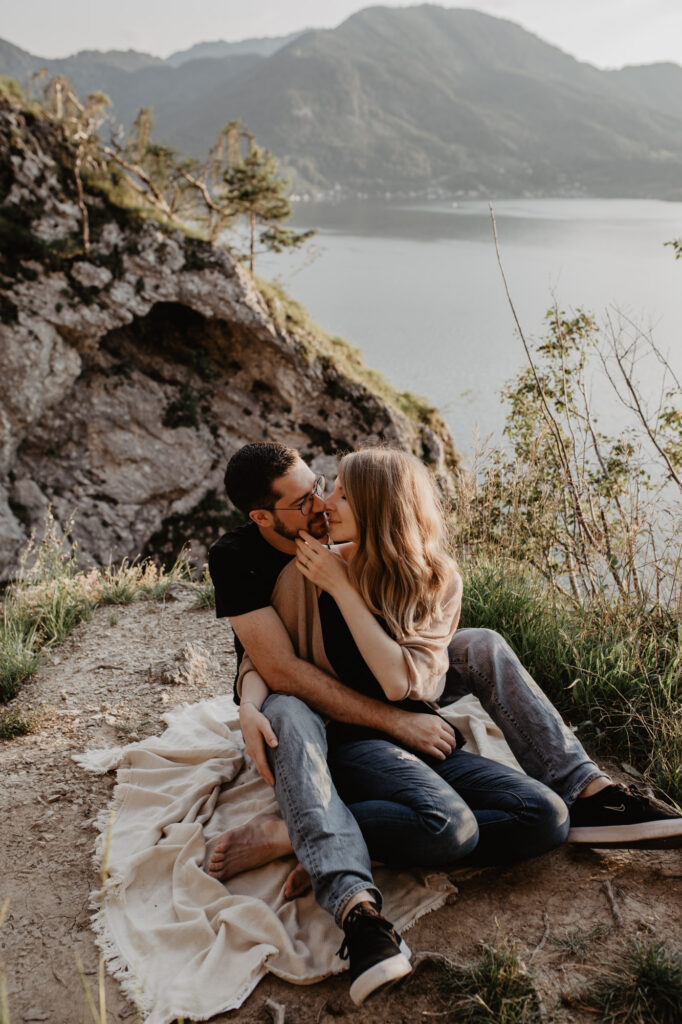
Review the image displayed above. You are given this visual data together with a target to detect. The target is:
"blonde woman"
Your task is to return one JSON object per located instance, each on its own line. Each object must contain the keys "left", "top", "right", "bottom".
{"left": 236, "top": 448, "right": 569, "bottom": 872}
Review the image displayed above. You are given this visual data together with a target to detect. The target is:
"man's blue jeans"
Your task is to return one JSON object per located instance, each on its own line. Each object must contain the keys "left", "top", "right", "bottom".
{"left": 263, "top": 692, "right": 381, "bottom": 926}
{"left": 442, "top": 629, "right": 603, "bottom": 804}
{"left": 263, "top": 628, "right": 603, "bottom": 923}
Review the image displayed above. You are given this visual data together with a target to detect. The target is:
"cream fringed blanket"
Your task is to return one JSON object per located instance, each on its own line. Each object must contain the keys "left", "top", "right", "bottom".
{"left": 74, "top": 693, "right": 520, "bottom": 1024}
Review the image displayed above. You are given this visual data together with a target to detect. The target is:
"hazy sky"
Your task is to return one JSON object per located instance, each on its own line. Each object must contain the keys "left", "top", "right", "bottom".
{"left": 4, "top": 0, "right": 682, "bottom": 69}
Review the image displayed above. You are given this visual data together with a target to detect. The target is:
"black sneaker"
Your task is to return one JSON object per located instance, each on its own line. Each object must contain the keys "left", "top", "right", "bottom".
{"left": 568, "top": 783, "right": 682, "bottom": 848}
{"left": 338, "top": 903, "right": 412, "bottom": 1005}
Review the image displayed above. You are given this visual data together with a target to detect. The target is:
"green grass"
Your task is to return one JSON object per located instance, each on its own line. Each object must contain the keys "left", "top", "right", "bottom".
{"left": 460, "top": 556, "right": 682, "bottom": 805}
{"left": 549, "top": 924, "right": 611, "bottom": 961}
{"left": 580, "top": 941, "right": 682, "bottom": 1024}
{"left": 0, "top": 522, "right": 201, "bottom": 716}
{"left": 193, "top": 567, "right": 216, "bottom": 609}
{"left": 434, "top": 939, "right": 542, "bottom": 1023}
{"left": 0, "top": 76, "right": 30, "bottom": 107}
{"left": 97, "top": 552, "right": 193, "bottom": 605}
{"left": 0, "top": 707, "right": 36, "bottom": 740}
{"left": 0, "top": 616, "right": 40, "bottom": 703}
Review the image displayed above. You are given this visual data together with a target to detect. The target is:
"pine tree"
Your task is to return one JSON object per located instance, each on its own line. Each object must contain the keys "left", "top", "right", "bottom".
{"left": 221, "top": 138, "right": 314, "bottom": 271}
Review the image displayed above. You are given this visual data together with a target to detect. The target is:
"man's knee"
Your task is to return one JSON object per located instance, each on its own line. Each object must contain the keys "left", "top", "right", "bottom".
{"left": 443, "top": 628, "right": 514, "bottom": 703}
{"left": 262, "top": 693, "right": 325, "bottom": 742}
{"left": 449, "top": 627, "right": 511, "bottom": 667}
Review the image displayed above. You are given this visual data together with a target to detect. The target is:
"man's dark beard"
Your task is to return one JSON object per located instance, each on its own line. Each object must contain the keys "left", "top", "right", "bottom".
{"left": 272, "top": 511, "right": 327, "bottom": 543}
{"left": 307, "top": 513, "right": 328, "bottom": 540}
{"left": 271, "top": 512, "right": 301, "bottom": 542}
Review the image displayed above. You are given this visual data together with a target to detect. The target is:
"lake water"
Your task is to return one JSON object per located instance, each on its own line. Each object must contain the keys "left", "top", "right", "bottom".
{"left": 259, "top": 198, "right": 682, "bottom": 460}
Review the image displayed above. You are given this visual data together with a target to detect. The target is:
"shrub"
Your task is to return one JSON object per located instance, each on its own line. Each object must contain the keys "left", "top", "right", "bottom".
{"left": 581, "top": 940, "right": 682, "bottom": 1024}
{"left": 460, "top": 556, "right": 682, "bottom": 804}
{"left": 434, "top": 939, "right": 542, "bottom": 1023}
{"left": 0, "top": 707, "right": 35, "bottom": 740}
{"left": 0, "top": 616, "right": 39, "bottom": 703}
{"left": 193, "top": 566, "right": 216, "bottom": 609}
{"left": 452, "top": 299, "right": 682, "bottom": 805}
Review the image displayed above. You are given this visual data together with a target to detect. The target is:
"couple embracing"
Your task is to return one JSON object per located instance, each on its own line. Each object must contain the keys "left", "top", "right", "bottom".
{"left": 207, "top": 442, "right": 682, "bottom": 1005}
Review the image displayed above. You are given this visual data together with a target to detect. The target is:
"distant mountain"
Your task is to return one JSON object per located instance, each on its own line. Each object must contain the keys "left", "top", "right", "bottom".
{"left": 149, "top": 5, "right": 682, "bottom": 198}
{"left": 3, "top": 6, "right": 682, "bottom": 198}
{"left": 0, "top": 37, "right": 262, "bottom": 152}
{"left": 0, "top": 38, "right": 40, "bottom": 80}
{"left": 606, "top": 62, "right": 682, "bottom": 122}
{"left": 54, "top": 55, "right": 265, "bottom": 153}
{"left": 68, "top": 49, "right": 163, "bottom": 71}
{"left": 166, "top": 33, "right": 303, "bottom": 67}
{"left": 0, "top": 38, "right": 161, "bottom": 77}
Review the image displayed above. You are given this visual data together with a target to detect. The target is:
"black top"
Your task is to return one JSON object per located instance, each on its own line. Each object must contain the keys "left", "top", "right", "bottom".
{"left": 318, "top": 591, "right": 452, "bottom": 753}
{"left": 209, "top": 522, "right": 292, "bottom": 693}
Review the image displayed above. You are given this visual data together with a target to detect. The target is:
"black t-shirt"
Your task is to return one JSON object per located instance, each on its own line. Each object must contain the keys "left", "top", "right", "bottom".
{"left": 209, "top": 522, "right": 292, "bottom": 694}
{"left": 319, "top": 591, "right": 447, "bottom": 753}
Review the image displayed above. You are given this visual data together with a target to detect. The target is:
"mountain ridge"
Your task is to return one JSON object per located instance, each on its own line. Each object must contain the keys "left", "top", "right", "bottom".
{"left": 2, "top": 5, "right": 682, "bottom": 197}
{"left": 166, "top": 32, "right": 304, "bottom": 67}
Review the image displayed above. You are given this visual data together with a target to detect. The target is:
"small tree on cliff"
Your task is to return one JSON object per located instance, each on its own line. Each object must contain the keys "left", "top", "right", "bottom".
{"left": 109, "top": 106, "right": 206, "bottom": 225}
{"left": 33, "top": 71, "right": 112, "bottom": 253}
{"left": 220, "top": 134, "right": 314, "bottom": 271}
{"left": 25, "top": 76, "right": 313, "bottom": 267}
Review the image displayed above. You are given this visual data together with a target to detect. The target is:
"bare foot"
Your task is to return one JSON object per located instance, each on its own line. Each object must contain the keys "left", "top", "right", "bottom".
{"left": 207, "top": 814, "right": 293, "bottom": 880}
{"left": 283, "top": 861, "right": 311, "bottom": 901}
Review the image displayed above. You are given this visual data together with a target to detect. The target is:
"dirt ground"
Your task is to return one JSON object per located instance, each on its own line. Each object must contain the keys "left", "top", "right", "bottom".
{"left": 1, "top": 593, "right": 681, "bottom": 1024}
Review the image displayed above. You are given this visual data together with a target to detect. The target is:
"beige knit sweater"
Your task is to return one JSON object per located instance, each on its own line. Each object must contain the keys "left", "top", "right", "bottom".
{"left": 238, "top": 558, "right": 463, "bottom": 703}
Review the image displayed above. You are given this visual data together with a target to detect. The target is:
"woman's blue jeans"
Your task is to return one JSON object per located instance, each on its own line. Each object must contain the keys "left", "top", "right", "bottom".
{"left": 328, "top": 739, "right": 570, "bottom": 869}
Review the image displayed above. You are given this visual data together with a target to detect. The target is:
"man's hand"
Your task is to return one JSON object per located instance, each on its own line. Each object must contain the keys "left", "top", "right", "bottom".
{"left": 389, "top": 712, "right": 457, "bottom": 760}
{"left": 239, "top": 702, "right": 278, "bottom": 786}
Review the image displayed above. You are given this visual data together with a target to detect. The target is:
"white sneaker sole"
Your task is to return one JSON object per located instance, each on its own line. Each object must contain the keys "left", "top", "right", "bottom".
{"left": 568, "top": 817, "right": 682, "bottom": 847}
{"left": 349, "top": 952, "right": 412, "bottom": 1006}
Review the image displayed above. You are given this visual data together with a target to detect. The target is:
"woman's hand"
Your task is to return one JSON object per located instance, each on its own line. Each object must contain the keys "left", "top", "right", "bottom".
{"left": 295, "top": 531, "right": 350, "bottom": 596}
{"left": 239, "top": 701, "right": 278, "bottom": 786}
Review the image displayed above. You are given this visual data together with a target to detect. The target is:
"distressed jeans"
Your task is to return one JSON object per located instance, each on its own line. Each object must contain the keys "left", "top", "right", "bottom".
{"left": 263, "top": 692, "right": 381, "bottom": 926}
{"left": 442, "top": 629, "right": 604, "bottom": 805}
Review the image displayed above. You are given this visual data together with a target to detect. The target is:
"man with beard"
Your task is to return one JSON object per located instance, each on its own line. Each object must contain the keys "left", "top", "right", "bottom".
{"left": 206, "top": 442, "right": 682, "bottom": 1002}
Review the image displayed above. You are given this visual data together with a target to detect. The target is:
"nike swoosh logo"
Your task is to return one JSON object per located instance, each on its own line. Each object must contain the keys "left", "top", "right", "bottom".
{"left": 604, "top": 804, "right": 626, "bottom": 813}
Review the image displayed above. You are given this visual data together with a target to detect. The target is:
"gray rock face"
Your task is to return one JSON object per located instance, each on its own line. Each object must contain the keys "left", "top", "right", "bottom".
{"left": 0, "top": 97, "right": 459, "bottom": 579}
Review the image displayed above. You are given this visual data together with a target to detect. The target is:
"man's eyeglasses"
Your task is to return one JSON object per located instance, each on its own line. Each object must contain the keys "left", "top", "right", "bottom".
{"left": 263, "top": 476, "right": 326, "bottom": 516}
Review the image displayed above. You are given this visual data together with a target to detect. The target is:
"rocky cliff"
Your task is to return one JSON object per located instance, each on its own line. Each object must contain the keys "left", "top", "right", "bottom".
{"left": 0, "top": 94, "right": 459, "bottom": 579}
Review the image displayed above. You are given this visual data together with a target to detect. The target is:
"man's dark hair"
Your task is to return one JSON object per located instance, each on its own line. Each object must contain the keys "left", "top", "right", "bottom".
{"left": 224, "top": 442, "right": 299, "bottom": 514}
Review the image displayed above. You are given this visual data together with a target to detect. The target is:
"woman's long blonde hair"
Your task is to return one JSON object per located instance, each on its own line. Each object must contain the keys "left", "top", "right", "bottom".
{"left": 338, "top": 448, "right": 457, "bottom": 639}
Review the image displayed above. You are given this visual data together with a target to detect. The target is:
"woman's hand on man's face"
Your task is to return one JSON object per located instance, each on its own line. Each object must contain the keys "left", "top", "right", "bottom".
{"left": 295, "top": 530, "right": 350, "bottom": 595}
